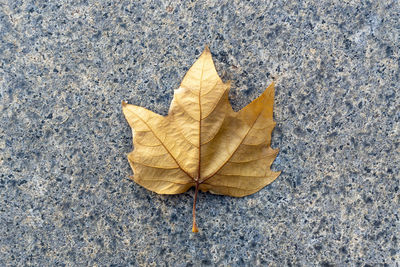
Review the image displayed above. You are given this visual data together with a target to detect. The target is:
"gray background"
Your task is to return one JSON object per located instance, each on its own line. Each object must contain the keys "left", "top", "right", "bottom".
{"left": 1, "top": 0, "right": 399, "bottom": 266}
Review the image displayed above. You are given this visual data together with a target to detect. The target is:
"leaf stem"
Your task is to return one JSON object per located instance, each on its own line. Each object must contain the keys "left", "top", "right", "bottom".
{"left": 192, "top": 182, "right": 199, "bottom": 232}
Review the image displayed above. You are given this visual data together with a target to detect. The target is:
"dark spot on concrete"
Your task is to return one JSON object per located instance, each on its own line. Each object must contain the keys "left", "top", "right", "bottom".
{"left": 385, "top": 46, "right": 393, "bottom": 57}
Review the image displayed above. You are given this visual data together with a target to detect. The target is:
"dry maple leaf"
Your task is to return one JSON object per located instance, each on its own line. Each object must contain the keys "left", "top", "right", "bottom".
{"left": 122, "top": 47, "right": 280, "bottom": 232}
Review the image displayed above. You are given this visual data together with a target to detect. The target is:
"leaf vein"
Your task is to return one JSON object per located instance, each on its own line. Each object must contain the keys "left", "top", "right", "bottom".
{"left": 131, "top": 112, "right": 195, "bottom": 180}
{"left": 200, "top": 112, "right": 263, "bottom": 183}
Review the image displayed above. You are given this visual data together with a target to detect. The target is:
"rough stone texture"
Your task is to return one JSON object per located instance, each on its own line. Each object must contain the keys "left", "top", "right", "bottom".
{"left": 1, "top": 0, "right": 399, "bottom": 266}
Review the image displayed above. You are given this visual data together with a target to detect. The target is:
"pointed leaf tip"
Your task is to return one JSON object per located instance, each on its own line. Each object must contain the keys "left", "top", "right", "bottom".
{"left": 262, "top": 81, "right": 275, "bottom": 98}
{"left": 202, "top": 45, "right": 210, "bottom": 54}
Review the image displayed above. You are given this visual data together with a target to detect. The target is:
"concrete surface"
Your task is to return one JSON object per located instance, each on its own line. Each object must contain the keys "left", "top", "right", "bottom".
{"left": 0, "top": 0, "right": 399, "bottom": 265}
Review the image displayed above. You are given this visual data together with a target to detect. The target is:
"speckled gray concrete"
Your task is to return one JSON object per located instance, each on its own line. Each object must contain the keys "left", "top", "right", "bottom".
{"left": 0, "top": 0, "right": 399, "bottom": 266}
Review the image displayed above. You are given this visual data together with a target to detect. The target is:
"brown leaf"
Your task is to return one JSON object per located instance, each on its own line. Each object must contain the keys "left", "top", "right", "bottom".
{"left": 122, "top": 46, "right": 280, "bottom": 232}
